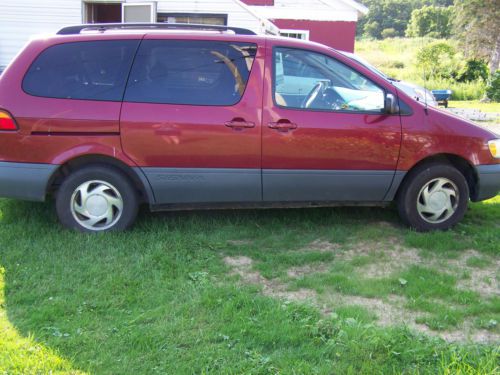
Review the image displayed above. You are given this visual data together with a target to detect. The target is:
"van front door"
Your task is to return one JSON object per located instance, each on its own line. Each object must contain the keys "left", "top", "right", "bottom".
{"left": 262, "top": 45, "right": 402, "bottom": 202}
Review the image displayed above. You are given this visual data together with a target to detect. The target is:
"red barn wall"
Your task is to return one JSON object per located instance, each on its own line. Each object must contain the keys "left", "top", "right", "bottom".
{"left": 271, "top": 19, "right": 357, "bottom": 52}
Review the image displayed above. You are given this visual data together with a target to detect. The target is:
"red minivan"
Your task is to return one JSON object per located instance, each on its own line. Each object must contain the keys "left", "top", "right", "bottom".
{"left": 0, "top": 24, "right": 499, "bottom": 232}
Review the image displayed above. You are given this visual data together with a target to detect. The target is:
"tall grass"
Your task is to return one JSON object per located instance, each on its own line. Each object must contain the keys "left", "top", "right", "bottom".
{"left": 355, "top": 37, "right": 486, "bottom": 100}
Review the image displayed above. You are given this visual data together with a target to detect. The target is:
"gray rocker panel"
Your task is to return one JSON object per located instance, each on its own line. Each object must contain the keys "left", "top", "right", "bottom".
{"left": 141, "top": 168, "right": 262, "bottom": 204}
{"left": 0, "top": 162, "right": 57, "bottom": 201}
{"left": 263, "top": 169, "right": 397, "bottom": 202}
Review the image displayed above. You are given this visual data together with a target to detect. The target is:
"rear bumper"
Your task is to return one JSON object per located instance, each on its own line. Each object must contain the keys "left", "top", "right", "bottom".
{"left": 0, "top": 162, "right": 57, "bottom": 201}
{"left": 474, "top": 164, "right": 500, "bottom": 201}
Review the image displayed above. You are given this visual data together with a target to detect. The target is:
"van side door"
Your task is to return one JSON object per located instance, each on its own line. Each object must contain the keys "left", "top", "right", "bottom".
{"left": 120, "top": 37, "right": 264, "bottom": 205}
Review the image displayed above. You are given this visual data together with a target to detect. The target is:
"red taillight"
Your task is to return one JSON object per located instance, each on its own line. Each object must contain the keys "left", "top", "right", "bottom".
{"left": 0, "top": 110, "right": 17, "bottom": 131}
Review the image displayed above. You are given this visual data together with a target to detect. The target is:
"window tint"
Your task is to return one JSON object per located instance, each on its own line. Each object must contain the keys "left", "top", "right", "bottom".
{"left": 274, "top": 48, "right": 385, "bottom": 112}
{"left": 23, "top": 41, "right": 139, "bottom": 101}
{"left": 124, "top": 40, "right": 257, "bottom": 106}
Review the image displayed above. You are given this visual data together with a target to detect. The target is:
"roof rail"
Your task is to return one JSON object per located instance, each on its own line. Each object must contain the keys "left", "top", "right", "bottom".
{"left": 57, "top": 23, "right": 256, "bottom": 36}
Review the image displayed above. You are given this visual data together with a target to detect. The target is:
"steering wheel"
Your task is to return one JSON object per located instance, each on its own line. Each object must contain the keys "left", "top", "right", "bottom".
{"left": 323, "top": 87, "right": 346, "bottom": 110}
{"left": 301, "top": 81, "right": 327, "bottom": 109}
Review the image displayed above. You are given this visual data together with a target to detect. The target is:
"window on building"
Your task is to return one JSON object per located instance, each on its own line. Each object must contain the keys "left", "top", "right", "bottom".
{"left": 124, "top": 40, "right": 257, "bottom": 106}
{"left": 279, "top": 30, "right": 309, "bottom": 40}
{"left": 23, "top": 41, "right": 140, "bottom": 101}
{"left": 157, "top": 13, "right": 227, "bottom": 26}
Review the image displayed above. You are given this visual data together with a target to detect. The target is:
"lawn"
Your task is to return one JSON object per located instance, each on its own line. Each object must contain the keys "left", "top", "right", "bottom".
{"left": 0, "top": 195, "right": 499, "bottom": 374}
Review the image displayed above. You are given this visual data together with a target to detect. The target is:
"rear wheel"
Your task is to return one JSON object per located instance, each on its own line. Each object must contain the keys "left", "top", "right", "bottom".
{"left": 397, "top": 163, "right": 469, "bottom": 231}
{"left": 56, "top": 165, "right": 138, "bottom": 232}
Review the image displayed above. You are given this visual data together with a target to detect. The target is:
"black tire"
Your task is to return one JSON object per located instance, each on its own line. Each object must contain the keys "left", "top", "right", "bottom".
{"left": 56, "top": 165, "right": 138, "bottom": 233}
{"left": 397, "top": 163, "right": 469, "bottom": 231}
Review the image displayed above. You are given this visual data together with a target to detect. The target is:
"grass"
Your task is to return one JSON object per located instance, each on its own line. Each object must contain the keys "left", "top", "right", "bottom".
{"left": 0, "top": 194, "right": 499, "bottom": 374}
{"left": 355, "top": 38, "right": 487, "bottom": 100}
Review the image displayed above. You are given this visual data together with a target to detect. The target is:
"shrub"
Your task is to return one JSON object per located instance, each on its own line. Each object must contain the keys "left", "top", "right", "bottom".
{"left": 381, "top": 28, "right": 397, "bottom": 39}
{"left": 486, "top": 70, "right": 500, "bottom": 102}
{"left": 416, "top": 41, "right": 460, "bottom": 80}
{"left": 456, "top": 59, "right": 489, "bottom": 83}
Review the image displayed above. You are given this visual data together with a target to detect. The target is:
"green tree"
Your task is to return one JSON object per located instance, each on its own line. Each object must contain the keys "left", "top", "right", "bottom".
{"left": 356, "top": 0, "right": 453, "bottom": 38}
{"left": 357, "top": 0, "right": 420, "bottom": 39}
{"left": 406, "top": 5, "right": 453, "bottom": 38}
{"left": 416, "top": 41, "right": 460, "bottom": 79}
{"left": 453, "top": 0, "right": 500, "bottom": 75}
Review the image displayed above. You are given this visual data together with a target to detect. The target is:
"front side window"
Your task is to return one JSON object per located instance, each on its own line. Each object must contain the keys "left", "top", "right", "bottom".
{"left": 274, "top": 48, "right": 385, "bottom": 112}
{"left": 23, "top": 41, "right": 139, "bottom": 101}
{"left": 124, "top": 40, "right": 257, "bottom": 106}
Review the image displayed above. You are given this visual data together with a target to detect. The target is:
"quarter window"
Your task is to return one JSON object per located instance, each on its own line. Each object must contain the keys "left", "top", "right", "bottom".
{"left": 23, "top": 41, "right": 139, "bottom": 101}
{"left": 124, "top": 40, "right": 257, "bottom": 106}
{"left": 274, "top": 48, "right": 385, "bottom": 112}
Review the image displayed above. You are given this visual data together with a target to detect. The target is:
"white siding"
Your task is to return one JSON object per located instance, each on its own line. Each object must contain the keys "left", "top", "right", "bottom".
{"left": 154, "top": 0, "right": 269, "bottom": 34}
{"left": 0, "top": 0, "right": 273, "bottom": 69}
{"left": 0, "top": 0, "right": 81, "bottom": 68}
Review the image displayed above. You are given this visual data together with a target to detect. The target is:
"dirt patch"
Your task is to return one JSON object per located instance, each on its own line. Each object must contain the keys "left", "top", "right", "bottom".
{"left": 287, "top": 263, "right": 331, "bottom": 278}
{"left": 223, "top": 256, "right": 317, "bottom": 302}
{"left": 300, "top": 240, "right": 342, "bottom": 253}
{"left": 444, "top": 250, "right": 500, "bottom": 298}
{"left": 223, "top": 245, "right": 500, "bottom": 343}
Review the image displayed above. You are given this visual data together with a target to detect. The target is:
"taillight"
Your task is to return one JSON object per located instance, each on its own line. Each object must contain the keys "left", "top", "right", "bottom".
{"left": 0, "top": 110, "right": 18, "bottom": 131}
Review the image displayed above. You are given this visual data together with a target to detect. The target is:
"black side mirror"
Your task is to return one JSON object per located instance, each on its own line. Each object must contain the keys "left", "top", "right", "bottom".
{"left": 385, "top": 93, "right": 400, "bottom": 115}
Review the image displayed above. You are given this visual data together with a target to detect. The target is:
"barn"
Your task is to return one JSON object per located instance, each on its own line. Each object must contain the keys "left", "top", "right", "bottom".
{"left": 0, "top": 0, "right": 367, "bottom": 70}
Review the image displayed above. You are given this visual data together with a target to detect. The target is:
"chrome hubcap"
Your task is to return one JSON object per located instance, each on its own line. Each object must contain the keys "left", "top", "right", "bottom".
{"left": 70, "top": 180, "right": 123, "bottom": 231}
{"left": 417, "top": 177, "right": 459, "bottom": 224}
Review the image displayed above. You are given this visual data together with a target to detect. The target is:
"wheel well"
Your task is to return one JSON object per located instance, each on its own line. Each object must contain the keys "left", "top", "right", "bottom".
{"left": 47, "top": 155, "right": 150, "bottom": 203}
{"left": 397, "top": 154, "right": 478, "bottom": 200}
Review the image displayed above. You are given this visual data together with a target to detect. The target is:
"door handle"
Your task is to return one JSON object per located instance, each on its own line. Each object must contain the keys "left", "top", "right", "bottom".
{"left": 268, "top": 119, "right": 298, "bottom": 131}
{"left": 225, "top": 118, "right": 255, "bottom": 130}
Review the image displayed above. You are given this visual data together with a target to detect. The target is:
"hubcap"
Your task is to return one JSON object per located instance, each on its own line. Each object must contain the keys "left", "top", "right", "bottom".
{"left": 70, "top": 180, "right": 123, "bottom": 231}
{"left": 417, "top": 177, "right": 459, "bottom": 224}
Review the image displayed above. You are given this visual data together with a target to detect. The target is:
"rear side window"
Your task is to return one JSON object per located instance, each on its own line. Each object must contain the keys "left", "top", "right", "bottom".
{"left": 124, "top": 40, "right": 257, "bottom": 106}
{"left": 23, "top": 40, "right": 140, "bottom": 101}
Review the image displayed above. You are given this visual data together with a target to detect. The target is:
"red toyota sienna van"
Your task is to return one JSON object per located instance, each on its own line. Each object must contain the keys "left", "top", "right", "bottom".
{"left": 0, "top": 23, "right": 498, "bottom": 232}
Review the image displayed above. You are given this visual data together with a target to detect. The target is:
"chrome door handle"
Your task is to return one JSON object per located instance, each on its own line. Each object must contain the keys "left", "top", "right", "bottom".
{"left": 268, "top": 120, "right": 298, "bottom": 131}
{"left": 225, "top": 118, "right": 255, "bottom": 129}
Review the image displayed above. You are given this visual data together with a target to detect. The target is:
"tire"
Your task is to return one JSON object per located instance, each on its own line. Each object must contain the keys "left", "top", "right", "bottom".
{"left": 397, "top": 163, "right": 469, "bottom": 231}
{"left": 56, "top": 165, "right": 138, "bottom": 233}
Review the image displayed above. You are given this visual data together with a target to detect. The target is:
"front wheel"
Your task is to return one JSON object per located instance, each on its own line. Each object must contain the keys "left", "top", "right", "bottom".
{"left": 56, "top": 165, "right": 138, "bottom": 232}
{"left": 397, "top": 164, "right": 469, "bottom": 231}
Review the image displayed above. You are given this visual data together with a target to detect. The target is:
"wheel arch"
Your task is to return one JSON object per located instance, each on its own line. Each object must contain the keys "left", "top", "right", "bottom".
{"left": 47, "top": 154, "right": 154, "bottom": 204}
{"left": 395, "top": 153, "right": 479, "bottom": 201}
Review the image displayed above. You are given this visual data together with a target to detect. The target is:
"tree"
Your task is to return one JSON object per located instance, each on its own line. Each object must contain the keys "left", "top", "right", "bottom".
{"left": 356, "top": 0, "right": 453, "bottom": 38}
{"left": 416, "top": 41, "right": 459, "bottom": 79}
{"left": 357, "top": 0, "right": 420, "bottom": 39}
{"left": 453, "top": 0, "right": 500, "bottom": 75}
{"left": 405, "top": 5, "right": 453, "bottom": 38}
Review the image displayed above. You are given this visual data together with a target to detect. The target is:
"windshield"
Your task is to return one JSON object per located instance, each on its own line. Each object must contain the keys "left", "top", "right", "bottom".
{"left": 337, "top": 51, "right": 391, "bottom": 81}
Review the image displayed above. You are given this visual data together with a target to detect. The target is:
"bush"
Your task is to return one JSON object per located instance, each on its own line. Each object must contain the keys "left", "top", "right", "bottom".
{"left": 381, "top": 28, "right": 397, "bottom": 39}
{"left": 486, "top": 70, "right": 500, "bottom": 102}
{"left": 416, "top": 41, "right": 460, "bottom": 80}
{"left": 456, "top": 59, "right": 489, "bottom": 83}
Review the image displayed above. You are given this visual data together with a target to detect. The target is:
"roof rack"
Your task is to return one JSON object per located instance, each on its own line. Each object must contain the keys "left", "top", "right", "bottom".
{"left": 57, "top": 23, "right": 256, "bottom": 36}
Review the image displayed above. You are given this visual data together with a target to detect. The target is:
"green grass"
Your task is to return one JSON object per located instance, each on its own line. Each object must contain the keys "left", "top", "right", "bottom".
{"left": 355, "top": 38, "right": 487, "bottom": 100}
{"left": 0, "top": 196, "right": 499, "bottom": 374}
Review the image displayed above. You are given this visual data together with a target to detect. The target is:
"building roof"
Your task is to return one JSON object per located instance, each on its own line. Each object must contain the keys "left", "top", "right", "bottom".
{"left": 244, "top": 0, "right": 368, "bottom": 22}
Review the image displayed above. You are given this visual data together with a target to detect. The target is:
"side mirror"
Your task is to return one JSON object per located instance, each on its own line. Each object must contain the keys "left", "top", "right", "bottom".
{"left": 385, "top": 93, "right": 400, "bottom": 115}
